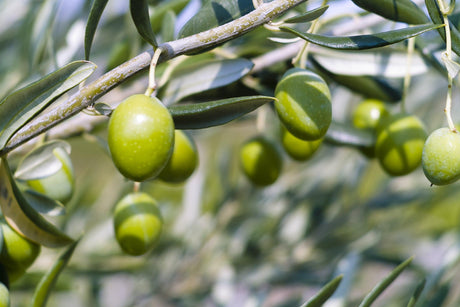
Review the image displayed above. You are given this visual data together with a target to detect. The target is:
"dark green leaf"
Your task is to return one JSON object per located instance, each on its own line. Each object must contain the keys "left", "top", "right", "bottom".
{"left": 94, "top": 102, "right": 113, "bottom": 116}
{"left": 280, "top": 24, "right": 442, "bottom": 50}
{"left": 325, "top": 122, "right": 374, "bottom": 148}
{"left": 300, "top": 275, "right": 343, "bottom": 307}
{"left": 351, "top": 0, "right": 429, "bottom": 25}
{"left": 169, "top": 96, "right": 275, "bottom": 129}
{"left": 130, "top": 0, "right": 158, "bottom": 47}
{"left": 178, "top": 0, "right": 254, "bottom": 38}
{"left": 0, "top": 158, "right": 74, "bottom": 248}
{"left": 425, "top": 0, "right": 460, "bottom": 57}
{"left": 0, "top": 61, "right": 96, "bottom": 151}
{"left": 14, "top": 141, "right": 71, "bottom": 181}
{"left": 31, "top": 239, "right": 80, "bottom": 307}
{"left": 284, "top": 5, "right": 329, "bottom": 24}
{"left": 358, "top": 257, "right": 413, "bottom": 307}
{"left": 85, "top": 0, "right": 110, "bottom": 60}
{"left": 407, "top": 279, "right": 426, "bottom": 307}
{"left": 159, "top": 58, "right": 254, "bottom": 104}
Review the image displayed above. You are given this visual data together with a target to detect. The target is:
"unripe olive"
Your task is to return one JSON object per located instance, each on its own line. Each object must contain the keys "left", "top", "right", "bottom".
{"left": 158, "top": 130, "right": 199, "bottom": 183}
{"left": 0, "top": 221, "right": 40, "bottom": 283}
{"left": 239, "top": 136, "right": 282, "bottom": 186}
{"left": 26, "top": 147, "right": 74, "bottom": 204}
{"left": 375, "top": 113, "right": 427, "bottom": 176}
{"left": 0, "top": 283, "right": 9, "bottom": 307}
{"left": 108, "top": 94, "right": 175, "bottom": 182}
{"left": 422, "top": 127, "right": 460, "bottom": 185}
{"left": 275, "top": 68, "right": 332, "bottom": 140}
{"left": 281, "top": 126, "right": 322, "bottom": 161}
{"left": 352, "top": 99, "right": 389, "bottom": 130}
{"left": 113, "top": 192, "right": 163, "bottom": 256}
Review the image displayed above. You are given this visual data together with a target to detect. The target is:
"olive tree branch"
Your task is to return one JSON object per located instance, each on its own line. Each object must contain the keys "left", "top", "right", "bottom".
{"left": 1, "top": 0, "right": 307, "bottom": 156}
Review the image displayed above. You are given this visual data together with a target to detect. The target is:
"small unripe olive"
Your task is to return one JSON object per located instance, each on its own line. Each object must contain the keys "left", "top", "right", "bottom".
{"left": 422, "top": 127, "right": 460, "bottom": 185}
{"left": 108, "top": 94, "right": 175, "bottom": 182}
{"left": 0, "top": 283, "right": 9, "bottom": 307}
{"left": 239, "top": 136, "right": 282, "bottom": 186}
{"left": 281, "top": 126, "right": 322, "bottom": 161}
{"left": 275, "top": 68, "right": 332, "bottom": 140}
{"left": 26, "top": 147, "right": 74, "bottom": 204}
{"left": 352, "top": 99, "right": 389, "bottom": 130}
{"left": 158, "top": 130, "right": 199, "bottom": 183}
{"left": 113, "top": 192, "right": 163, "bottom": 256}
{"left": 0, "top": 221, "right": 40, "bottom": 283}
{"left": 375, "top": 113, "right": 427, "bottom": 176}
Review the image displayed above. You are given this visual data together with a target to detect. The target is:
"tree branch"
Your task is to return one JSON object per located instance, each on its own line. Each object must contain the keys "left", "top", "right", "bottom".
{"left": 1, "top": 0, "right": 307, "bottom": 156}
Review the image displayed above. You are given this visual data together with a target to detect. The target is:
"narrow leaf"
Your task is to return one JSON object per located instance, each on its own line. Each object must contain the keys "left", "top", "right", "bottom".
{"left": 0, "top": 158, "right": 73, "bottom": 248}
{"left": 441, "top": 52, "right": 460, "bottom": 79}
{"left": 30, "top": 0, "right": 58, "bottom": 67}
{"left": 358, "top": 257, "right": 413, "bottom": 307}
{"left": 280, "top": 24, "right": 442, "bottom": 50}
{"left": 94, "top": 102, "right": 113, "bottom": 116}
{"left": 161, "top": 10, "right": 177, "bottom": 42}
{"left": 31, "top": 239, "right": 80, "bottom": 307}
{"left": 325, "top": 122, "right": 374, "bottom": 148}
{"left": 351, "top": 0, "right": 429, "bottom": 25}
{"left": 0, "top": 61, "right": 96, "bottom": 151}
{"left": 130, "top": 0, "right": 158, "bottom": 47}
{"left": 284, "top": 5, "right": 329, "bottom": 24}
{"left": 169, "top": 96, "right": 275, "bottom": 129}
{"left": 426, "top": 0, "right": 460, "bottom": 57}
{"left": 85, "top": 0, "right": 109, "bottom": 60}
{"left": 159, "top": 58, "right": 254, "bottom": 104}
{"left": 14, "top": 141, "right": 71, "bottom": 181}
{"left": 151, "top": 0, "right": 189, "bottom": 33}
{"left": 22, "top": 189, "right": 66, "bottom": 217}
{"left": 300, "top": 275, "right": 343, "bottom": 307}
{"left": 407, "top": 279, "right": 426, "bottom": 307}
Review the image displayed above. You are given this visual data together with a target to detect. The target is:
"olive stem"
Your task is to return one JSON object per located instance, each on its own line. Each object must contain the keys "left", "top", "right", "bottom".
{"left": 133, "top": 182, "right": 141, "bottom": 193}
{"left": 0, "top": 0, "right": 307, "bottom": 156}
{"left": 401, "top": 36, "right": 415, "bottom": 113}
{"left": 145, "top": 48, "right": 164, "bottom": 97}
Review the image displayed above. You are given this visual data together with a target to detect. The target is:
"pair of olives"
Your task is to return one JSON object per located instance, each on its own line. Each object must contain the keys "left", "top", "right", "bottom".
{"left": 108, "top": 94, "right": 198, "bottom": 183}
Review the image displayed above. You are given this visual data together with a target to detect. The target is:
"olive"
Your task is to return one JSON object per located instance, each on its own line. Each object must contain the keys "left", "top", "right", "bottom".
{"left": 113, "top": 192, "right": 163, "bottom": 256}
{"left": 158, "top": 130, "right": 199, "bottom": 183}
{"left": 0, "top": 283, "right": 9, "bottom": 307}
{"left": 274, "top": 68, "right": 332, "bottom": 140}
{"left": 352, "top": 99, "right": 389, "bottom": 130}
{"left": 375, "top": 113, "right": 427, "bottom": 176}
{"left": 239, "top": 136, "right": 282, "bottom": 186}
{"left": 422, "top": 127, "right": 460, "bottom": 185}
{"left": 281, "top": 126, "right": 322, "bottom": 161}
{"left": 108, "top": 94, "right": 175, "bottom": 182}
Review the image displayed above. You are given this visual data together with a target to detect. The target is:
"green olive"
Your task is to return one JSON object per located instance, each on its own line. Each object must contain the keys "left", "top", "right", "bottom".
{"left": 0, "top": 221, "right": 40, "bottom": 283}
{"left": 158, "top": 130, "right": 199, "bottom": 183}
{"left": 422, "top": 127, "right": 460, "bottom": 185}
{"left": 352, "top": 99, "right": 389, "bottom": 130}
{"left": 239, "top": 136, "right": 282, "bottom": 186}
{"left": 26, "top": 147, "right": 74, "bottom": 204}
{"left": 375, "top": 113, "right": 427, "bottom": 176}
{"left": 113, "top": 192, "right": 163, "bottom": 256}
{"left": 275, "top": 68, "right": 332, "bottom": 140}
{"left": 108, "top": 94, "right": 175, "bottom": 182}
{"left": 281, "top": 126, "right": 322, "bottom": 161}
{"left": 0, "top": 283, "right": 9, "bottom": 307}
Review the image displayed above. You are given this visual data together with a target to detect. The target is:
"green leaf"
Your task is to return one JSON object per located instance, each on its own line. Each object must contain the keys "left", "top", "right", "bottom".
{"left": 22, "top": 189, "right": 66, "bottom": 217}
{"left": 14, "top": 141, "right": 71, "bottom": 181}
{"left": 151, "top": 0, "right": 189, "bottom": 33}
{"left": 169, "top": 96, "right": 275, "bottom": 129}
{"left": 94, "top": 102, "right": 113, "bottom": 116}
{"left": 283, "top": 5, "right": 329, "bottom": 24}
{"left": 31, "top": 239, "right": 80, "bottom": 307}
{"left": 311, "top": 48, "right": 429, "bottom": 77}
{"left": 280, "top": 24, "right": 442, "bottom": 50}
{"left": 425, "top": 0, "right": 460, "bottom": 57}
{"left": 325, "top": 122, "right": 374, "bottom": 148}
{"left": 300, "top": 275, "right": 343, "bottom": 307}
{"left": 407, "top": 279, "right": 426, "bottom": 307}
{"left": 0, "top": 158, "right": 74, "bottom": 248}
{"left": 159, "top": 58, "right": 254, "bottom": 104}
{"left": 105, "top": 40, "right": 132, "bottom": 71}
{"left": 30, "top": 0, "right": 59, "bottom": 67}
{"left": 0, "top": 61, "right": 96, "bottom": 151}
{"left": 85, "top": 0, "right": 110, "bottom": 60}
{"left": 178, "top": 0, "right": 254, "bottom": 38}
{"left": 130, "top": 0, "right": 158, "bottom": 47}
{"left": 358, "top": 257, "right": 413, "bottom": 307}
{"left": 351, "top": 0, "right": 429, "bottom": 25}
{"left": 161, "top": 10, "right": 177, "bottom": 42}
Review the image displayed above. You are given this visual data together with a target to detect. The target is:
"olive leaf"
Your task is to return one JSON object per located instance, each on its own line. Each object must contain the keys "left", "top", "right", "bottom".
{"left": 150, "top": 0, "right": 189, "bottom": 33}
{"left": 169, "top": 96, "right": 275, "bottom": 129}
{"left": 0, "top": 61, "right": 96, "bottom": 152}
{"left": 161, "top": 10, "right": 177, "bottom": 42}
{"left": 300, "top": 275, "right": 343, "bottom": 307}
{"left": 351, "top": 0, "right": 429, "bottom": 25}
{"left": 31, "top": 239, "right": 80, "bottom": 307}
{"left": 280, "top": 24, "right": 442, "bottom": 50}
{"left": 22, "top": 189, "right": 66, "bottom": 217}
{"left": 130, "top": 0, "right": 158, "bottom": 47}
{"left": 283, "top": 5, "right": 329, "bottom": 24}
{"left": 325, "top": 122, "right": 375, "bottom": 148}
{"left": 407, "top": 279, "right": 426, "bottom": 307}
{"left": 84, "top": 0, "right": 110, "bottom": 60}
{"left": 0, "top": 158, "right": 73, "bottom": 248}
{"left": 14, "top": 140, "right": 71, "bottom": 181}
